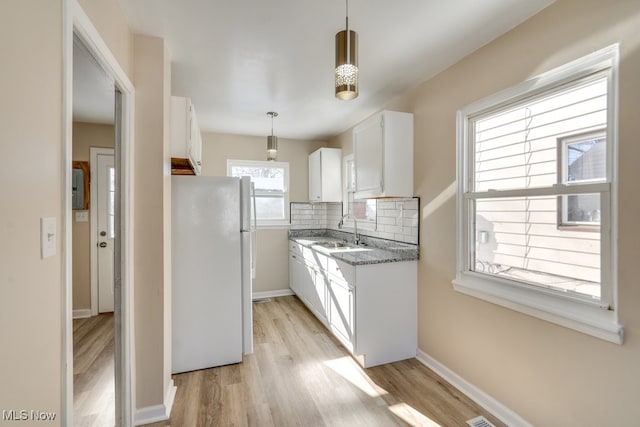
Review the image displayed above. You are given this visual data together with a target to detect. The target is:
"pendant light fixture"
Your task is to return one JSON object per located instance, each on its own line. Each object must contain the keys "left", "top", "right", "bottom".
{"left": 266, "top": 111, "right": 278, "bottom": 161}
{"left": 335, "top": 0, "right": 358, "bottom": 100}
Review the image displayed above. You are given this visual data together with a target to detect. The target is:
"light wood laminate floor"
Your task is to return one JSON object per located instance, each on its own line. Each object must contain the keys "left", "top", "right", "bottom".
{"left": 148, "top": 296, "right": 504, "bottom": 427}
{"left": 73, "top": 312, "right": 115, "bottom": 427}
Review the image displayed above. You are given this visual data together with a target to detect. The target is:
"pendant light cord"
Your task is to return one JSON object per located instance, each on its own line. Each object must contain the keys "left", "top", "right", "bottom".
{"left": 346, "top": 0, "right": 349, "bottom": 32}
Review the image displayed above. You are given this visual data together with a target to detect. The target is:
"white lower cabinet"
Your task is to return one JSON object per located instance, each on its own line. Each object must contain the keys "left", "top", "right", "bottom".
{"left": 289, "top": 241, "right": 417, "bottom": 368}
{"left": 289, "top": 242, "right": 328, "bottom": 325}
{"left": 327, "top": 275, "right": 355, "bottom": 353}
{"left": 289, "top": 251, "right": 304, "bottom": 297}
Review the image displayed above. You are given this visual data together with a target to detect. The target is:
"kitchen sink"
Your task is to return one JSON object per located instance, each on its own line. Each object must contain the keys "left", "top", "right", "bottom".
{"left": 315, "top": 241, "right": 351, "bottom": 249}
{"left": 312, "top": 241, "right": 372, "bottom": 253}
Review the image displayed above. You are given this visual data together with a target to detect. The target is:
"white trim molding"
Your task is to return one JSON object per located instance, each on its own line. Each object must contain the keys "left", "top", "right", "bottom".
{"left": 253, "top": 289, "right": 295, "bottom": 300}
{"left": 134, "top": 380, "right": 176, "bottom": 426}
{"left": 416, "top": 350, "right": 532, "bottom": 427}
{"left": 453, "top": 277, "right": 623, "bottom": 344}
{"left": 72, "top": 309, "right": 92, "bottom": 319}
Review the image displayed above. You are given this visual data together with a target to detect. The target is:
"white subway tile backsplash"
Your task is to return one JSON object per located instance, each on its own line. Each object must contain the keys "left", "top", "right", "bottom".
{"left": 384, "top": 224, "right": 403, "bottom": 234}
{"left": 377, "top": 216, "right": 396, "bottom": 225}
{"left": 378, "top": 209, "right": 398, "bottom": 218}
{"left": 290, "top": 198, "right": 419, "bottom": 244}
{"left": 378, "top": 201, "right": 397, "bottom": 210}
{"left": 402, "top": 217, "right": 419, "bottom": 227}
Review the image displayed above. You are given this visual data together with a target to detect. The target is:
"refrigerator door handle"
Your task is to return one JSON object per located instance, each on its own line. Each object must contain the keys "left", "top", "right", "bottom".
{"left": 251, "top": 229, "right": 257, "bottom": 279}
{"left": 250, "top": 181, "right": 257, "bottom": 278}
{"left": 251, "top": 181, "right": 257, "bottom": 231}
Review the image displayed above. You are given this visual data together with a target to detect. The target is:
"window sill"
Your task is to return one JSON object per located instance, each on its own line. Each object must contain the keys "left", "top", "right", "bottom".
{"left": 452, "top": 273, "right": 623, "bottom": 344}
{"left": 557, "top": 224, "right": 600, "bottom": 233}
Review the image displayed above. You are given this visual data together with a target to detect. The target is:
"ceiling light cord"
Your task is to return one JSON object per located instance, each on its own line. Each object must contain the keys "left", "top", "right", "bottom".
{"left": 346, "top": 0, "right": 349, "bottom": 32}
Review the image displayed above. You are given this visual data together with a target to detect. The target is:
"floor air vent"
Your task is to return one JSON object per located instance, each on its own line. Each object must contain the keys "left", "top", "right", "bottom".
{"left": 466, "top": 416, "right": 496, "bottom": 427}
{"left": 253, "top": 297, "right": 272, "bottom": 304}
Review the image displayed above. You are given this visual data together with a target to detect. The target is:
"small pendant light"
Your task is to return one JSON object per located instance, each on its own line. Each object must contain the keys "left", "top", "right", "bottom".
{"left": 335, "top": 0, "right": 358, "bottom": 100}
{"left": 266, "top": 111, "right": 278, "bottom": 161}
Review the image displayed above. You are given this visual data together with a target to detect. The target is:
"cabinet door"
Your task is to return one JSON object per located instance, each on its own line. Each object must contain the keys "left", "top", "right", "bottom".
{"left": 289, "top": 253, "right": 303, "bottom": 296}
{"left": 328, "top": 276, "right": 355, "bottom": 351}
{"left": 308, "top": 149, "right": 322, "bottom": 202}
{"left": 308, "top": 267, "right": 328, "bottom": 324}
{"left": 354, "top": 114, "right": 383, "bottom": 197}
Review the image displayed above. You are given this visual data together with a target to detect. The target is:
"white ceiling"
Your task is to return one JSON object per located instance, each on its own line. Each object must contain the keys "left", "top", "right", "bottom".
{"left": 116, "top": 0, "right": 554, "bottom": 140}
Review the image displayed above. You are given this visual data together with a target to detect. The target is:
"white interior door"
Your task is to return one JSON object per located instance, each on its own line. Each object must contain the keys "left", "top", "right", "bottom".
{"left": 97, "top": 151, "right": 115, "bottom": 313}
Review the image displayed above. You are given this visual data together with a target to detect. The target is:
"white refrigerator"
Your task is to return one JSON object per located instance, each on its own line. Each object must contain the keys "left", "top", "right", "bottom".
{"left": 171, "top": 175, "right": 255, "bottom": 374}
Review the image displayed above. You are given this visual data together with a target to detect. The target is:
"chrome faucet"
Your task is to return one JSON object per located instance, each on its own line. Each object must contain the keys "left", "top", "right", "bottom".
{"left": 338, "top": 213, "right": 360, "bottom": 245}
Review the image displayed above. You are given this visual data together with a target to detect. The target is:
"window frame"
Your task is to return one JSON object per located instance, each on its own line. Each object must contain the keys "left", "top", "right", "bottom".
{"left": 342, "top": 154, "right": 377, "bottom": 230}
{"left": 227, "top": 159, "right": 290, "bottom": 228}
{"left": 453, "top": 45, "right": 622, "bottom": 344}
{"left": 557, "top": 129, "right": 606, "bottom": 229}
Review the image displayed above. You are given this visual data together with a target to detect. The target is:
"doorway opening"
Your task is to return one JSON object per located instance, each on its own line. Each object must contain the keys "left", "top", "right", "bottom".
{"left": 63, "top": 2, "right": 135, "bottom": 425}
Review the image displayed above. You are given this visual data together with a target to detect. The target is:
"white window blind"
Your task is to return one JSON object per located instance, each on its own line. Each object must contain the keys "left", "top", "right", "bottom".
{"left": 227, "top": 159, "right": 290, "bottom": 226}
{"left": 470, "top": 74, "right": 608, "bottom": 300}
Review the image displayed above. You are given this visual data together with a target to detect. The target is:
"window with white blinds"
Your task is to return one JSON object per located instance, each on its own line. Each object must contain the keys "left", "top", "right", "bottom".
{"left": 454, "top": 46, "right": 622, "bottom": 344}
{"left": 227, "top": 159, "right": 290, "bottom": 226}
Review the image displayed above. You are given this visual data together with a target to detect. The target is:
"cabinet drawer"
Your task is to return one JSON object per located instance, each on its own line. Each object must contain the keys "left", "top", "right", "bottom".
{"left": 289, "top": 241, "right": 303, "bottom": 257}
{"left": 327, "top": 257, "right": 355, "bottom": 284}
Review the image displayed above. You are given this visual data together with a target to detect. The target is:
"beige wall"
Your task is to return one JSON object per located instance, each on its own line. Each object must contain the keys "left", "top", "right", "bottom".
{"left": 332, "top": 0, "right": 640, "bottom": 425}
{"left": 0, "top": 0, "right": 132, "bottom": 422}
{"left": 72, "top": 122, "right": 115, "bottom": 311}
{"left": 0, "top": 0, "right": 171, "bottom": 421}
{"left": 0, "top": 1, "right": 64, "bottom": 420}
{"left": 201, "top": 132, "right": 326, "bottom": 293}
{"left": 133, "top": 34, "right": 172, "bottom": 409}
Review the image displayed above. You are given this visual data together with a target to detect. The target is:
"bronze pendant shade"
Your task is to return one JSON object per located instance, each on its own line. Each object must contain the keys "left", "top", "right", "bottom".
{"left": 335, "top": 1, "right": 358, "bottom": 100}
{"left": 267, "top": 112, "right": 278, "bottom": 161}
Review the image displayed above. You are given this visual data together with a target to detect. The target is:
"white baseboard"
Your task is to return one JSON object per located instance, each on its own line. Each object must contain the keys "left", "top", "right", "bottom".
{"left": 72, "top": 309, "right": 91, "bottom": 319}
{"left": 253, "top": 289, "right": 295, "bottom": 300}
{"left": 134, "top": 380, "right": 177, "bottom": 426}
{"left": 416, "top": 349, "right": 531, "bottom": 427}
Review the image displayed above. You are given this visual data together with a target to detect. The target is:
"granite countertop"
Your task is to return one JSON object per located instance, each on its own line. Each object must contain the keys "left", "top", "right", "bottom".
{"left": 289, "top": 230, "right": 419, "bottom": 266}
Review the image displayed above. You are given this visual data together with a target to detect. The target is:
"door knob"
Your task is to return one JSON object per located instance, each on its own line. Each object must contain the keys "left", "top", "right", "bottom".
{"left": 100, "top": 231, "right": 107, "bottom": 236}
{"left": 99, "top": 242, "right": 108, "bottom": 248}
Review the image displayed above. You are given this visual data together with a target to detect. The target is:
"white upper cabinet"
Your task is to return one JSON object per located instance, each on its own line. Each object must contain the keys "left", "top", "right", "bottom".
{"left": 308, "top": 147, "right": 342, "bottom": 202}
{"left": 171, "top": 96, "right": 202, "bottom": 175}
{"left": 353, "top": 111, "right": 413, "bottom": 198}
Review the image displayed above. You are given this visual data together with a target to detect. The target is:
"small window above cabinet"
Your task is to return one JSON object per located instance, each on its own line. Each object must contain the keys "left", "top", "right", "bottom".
{"left": 309, "top": 147, "right": 342, "bottom": 202}
{"left": 353, "top": 110, "right": 413, "bottom": 198}
{"left": 171, "top": 96, "right": 202, "bottom": 176}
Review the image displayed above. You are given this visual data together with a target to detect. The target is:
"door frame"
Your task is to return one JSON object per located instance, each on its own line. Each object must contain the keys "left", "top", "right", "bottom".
{"left": 62, "top": 1, "right": 136, "bottom": 426}
{"left": 90, "top": 147, "right": 115, "bottom": 316}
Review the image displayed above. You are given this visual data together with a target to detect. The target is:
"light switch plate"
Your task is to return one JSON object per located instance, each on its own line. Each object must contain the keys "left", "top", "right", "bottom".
{"left": 75, "top": 211, "right": 89, "bottom": 222}
{"left": 41, "top": 217, "right": 56, "bottom": 259}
